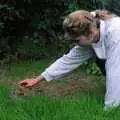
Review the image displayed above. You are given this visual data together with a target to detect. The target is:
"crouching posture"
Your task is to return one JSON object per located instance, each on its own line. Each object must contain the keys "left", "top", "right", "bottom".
{"left": 18, "top": 9, "right": 120, "bottom": 109}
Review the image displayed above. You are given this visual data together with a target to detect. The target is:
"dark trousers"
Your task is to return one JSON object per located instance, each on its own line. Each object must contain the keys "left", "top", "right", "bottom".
{"left": 95, "top": 57, "right": 106, "bottom": 76}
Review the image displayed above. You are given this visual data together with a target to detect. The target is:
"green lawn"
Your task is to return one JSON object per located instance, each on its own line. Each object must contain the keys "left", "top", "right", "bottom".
{"left": 0, "top": 60, "right": 120, "bottom": 120}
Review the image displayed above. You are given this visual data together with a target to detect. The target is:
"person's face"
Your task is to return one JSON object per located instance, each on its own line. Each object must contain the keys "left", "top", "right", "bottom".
{"left": 74, "top": 27, "right": 100, "bottom": 46}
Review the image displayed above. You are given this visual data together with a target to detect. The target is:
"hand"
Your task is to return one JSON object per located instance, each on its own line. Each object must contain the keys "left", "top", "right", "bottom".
{"left": 18, "top": 78, "right": 40, "bottom": 89}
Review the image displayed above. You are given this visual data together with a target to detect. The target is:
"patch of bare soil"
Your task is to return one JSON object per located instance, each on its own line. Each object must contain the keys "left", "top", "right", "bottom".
{"left": 13, "top": 72, "right": 105, "bottom": 97}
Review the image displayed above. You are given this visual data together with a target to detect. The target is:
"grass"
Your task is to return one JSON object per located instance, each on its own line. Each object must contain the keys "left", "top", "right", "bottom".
{"left": 0, "top": 60, "right": 120, "bottom": 120}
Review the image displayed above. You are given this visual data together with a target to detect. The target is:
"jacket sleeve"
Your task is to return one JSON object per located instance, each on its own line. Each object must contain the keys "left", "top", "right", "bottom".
{"left": 41, "top": 45, "right": 93, "bottom": 81}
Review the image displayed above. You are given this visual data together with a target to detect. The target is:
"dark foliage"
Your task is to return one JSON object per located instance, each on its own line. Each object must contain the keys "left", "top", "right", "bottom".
{"left": 0, "top": 0, "right": 119, "bottom": 62}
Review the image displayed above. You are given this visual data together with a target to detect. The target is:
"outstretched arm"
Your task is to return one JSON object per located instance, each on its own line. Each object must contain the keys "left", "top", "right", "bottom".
{"left": 18, "top": 45, "right": 93, "bottom": 88}
{"left": 41, "top": 45, "right": 93, "bottom": 81}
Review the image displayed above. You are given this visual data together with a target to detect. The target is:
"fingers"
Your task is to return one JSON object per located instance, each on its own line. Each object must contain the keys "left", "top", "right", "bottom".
{"left": 25, "top": 84, "right": 33, "bottom": 90}
{"left": 18, "top": 78, "right": 37, "bottom": 89}
{"left": 18, "top": 80, "right": 28, "bottom": 89}
{"left": 20, "top": 82, "right": 27, "bottom": 86}
{"left": 18, "top": 81, "right": 33, "bottom": 90}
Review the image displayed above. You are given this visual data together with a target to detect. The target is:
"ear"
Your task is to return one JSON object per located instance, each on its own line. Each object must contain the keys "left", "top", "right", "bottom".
{"left": 90, "top": 27, "right": 97, "bottom": 34}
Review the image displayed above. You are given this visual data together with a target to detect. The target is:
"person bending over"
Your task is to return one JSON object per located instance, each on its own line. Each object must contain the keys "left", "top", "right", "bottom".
{"left": 18, "top": 9, "right": 119, "bottom": 109}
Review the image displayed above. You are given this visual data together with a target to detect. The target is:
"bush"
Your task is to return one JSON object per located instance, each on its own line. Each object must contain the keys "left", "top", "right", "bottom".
{"left": 86, "top": 60, "right": 102, "bottom": 76}
{"left": 0, "top": 0, "right": 114, "bottom": 61}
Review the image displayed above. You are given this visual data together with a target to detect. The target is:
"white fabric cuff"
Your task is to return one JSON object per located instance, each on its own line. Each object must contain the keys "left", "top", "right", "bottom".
{"left": 41, "top": 71, "right": 54, "bottom": 82}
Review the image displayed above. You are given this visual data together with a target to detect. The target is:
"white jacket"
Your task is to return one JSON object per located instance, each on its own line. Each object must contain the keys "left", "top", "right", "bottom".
{"left": 41, "top": 17, "right": 120, "bottom": 107}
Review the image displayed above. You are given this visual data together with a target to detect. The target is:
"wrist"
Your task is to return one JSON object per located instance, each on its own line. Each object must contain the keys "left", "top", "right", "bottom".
{"left": 35, "top": 75, "right": 45, "bottom": 82}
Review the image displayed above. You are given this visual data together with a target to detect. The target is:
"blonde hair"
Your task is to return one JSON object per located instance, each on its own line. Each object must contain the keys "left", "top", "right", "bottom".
{"left": 63, "top": 9, "right": 115, "bottom": 39}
